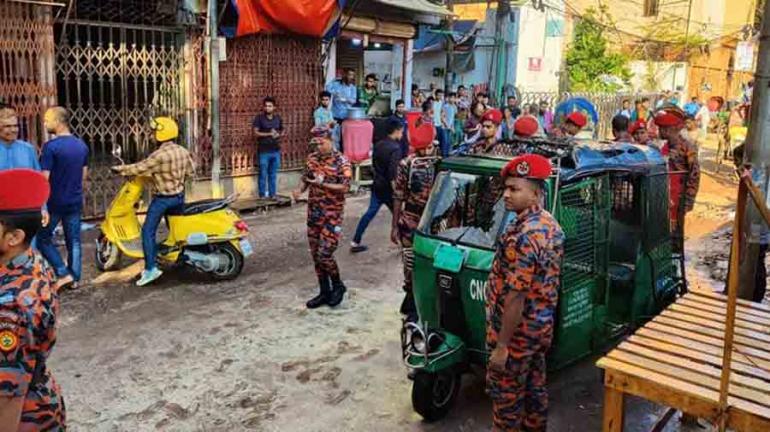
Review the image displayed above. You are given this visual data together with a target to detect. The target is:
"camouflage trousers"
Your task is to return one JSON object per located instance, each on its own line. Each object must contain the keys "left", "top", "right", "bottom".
{"left": 486, "top": 352, "right": 548, "bottom": 432}
{"left": 307, "top": 219, "right": 342, "bottom": 279}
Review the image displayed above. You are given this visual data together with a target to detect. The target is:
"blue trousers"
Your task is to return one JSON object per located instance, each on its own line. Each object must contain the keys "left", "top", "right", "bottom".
{"left": 142, "top": 194, "right": 185, "bottom": 271}
{"left": 352, "top": 192, "right": 393, "bottom": 244}
{"left": 437, "top": 127, "right": 450, "bottom": 157}
{"left": 37, "top": 209, "right": 82, "bottom": 281}
{"left": 258, "top": 151, "right": 281, "bottom": 198}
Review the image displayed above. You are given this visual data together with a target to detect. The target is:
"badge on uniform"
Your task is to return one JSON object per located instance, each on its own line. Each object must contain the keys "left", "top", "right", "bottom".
{"left": 0, "top": 330, "right": 19, "bottom": 353}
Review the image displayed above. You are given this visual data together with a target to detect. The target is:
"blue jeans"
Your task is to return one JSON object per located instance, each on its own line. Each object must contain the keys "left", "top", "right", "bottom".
{"left": 258, "top": 151, "right": 281, "bottom": 198}
{"left": 352, "top": 192, "right": 393, "bottom": 244}
{"left": 437, "top": 127, "right": 450, "bottom": 157}
{"left": 142, "top": 194, "right": 185, "bottom": 271}
{"left": 37, "top": 209, "right": 82, "bottom": 281}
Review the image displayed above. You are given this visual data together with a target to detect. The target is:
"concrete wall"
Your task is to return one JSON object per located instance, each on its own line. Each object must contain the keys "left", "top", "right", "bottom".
{"left": 513, "top": 5, "right": 564, "bottom": 92}
{"left": 188, "top": 172, "right": 303, "bottom": 203}
{"left": 412, "top": 4, "right": 563, "bottom": 93}
{"left": 629, "top": 60, "right": 688, "bottom": 93}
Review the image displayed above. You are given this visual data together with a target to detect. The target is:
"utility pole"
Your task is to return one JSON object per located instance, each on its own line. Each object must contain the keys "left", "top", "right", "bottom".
{"left": 492, "top": 0, "right": 511, "bottom": 105}
{"left": 444, "top": 0, "right": 454, "bottom": 92}
{"left": 737, "top": 0, "right": 770, "bottom": 300}
{"left": 208, "top": 0, "right": 223, "bottom": 198}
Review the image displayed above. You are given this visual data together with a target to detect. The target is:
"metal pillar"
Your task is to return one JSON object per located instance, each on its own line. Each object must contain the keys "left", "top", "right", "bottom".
{"left": 737, "top": 0, "right": 770, "bottom": 300}
{"left": 208, "top": 0, "right": 222, "bottom": 198}
{"left": 404, "top": 39, "right": 414, "bottom": 108}
{"left": 444, "top": 0, "right": 454, "bottom": 92}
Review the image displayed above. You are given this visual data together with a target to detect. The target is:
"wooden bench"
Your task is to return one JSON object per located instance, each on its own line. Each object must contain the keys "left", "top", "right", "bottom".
{"left": 597, "top": 290, "right": 770, "bottom": 432}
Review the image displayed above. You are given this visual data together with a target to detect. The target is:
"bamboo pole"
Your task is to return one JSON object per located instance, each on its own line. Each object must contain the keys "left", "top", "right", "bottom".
{"left": 718, "top": 179, "right": 747, "bottom": 432}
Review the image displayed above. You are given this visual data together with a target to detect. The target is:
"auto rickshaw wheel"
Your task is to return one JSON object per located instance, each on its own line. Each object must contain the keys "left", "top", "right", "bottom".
{"left": 411, "top": 370, "right": 461, "bottom": 422}
{"left": 95, "top": 234, "right": 121, "bottom": 271}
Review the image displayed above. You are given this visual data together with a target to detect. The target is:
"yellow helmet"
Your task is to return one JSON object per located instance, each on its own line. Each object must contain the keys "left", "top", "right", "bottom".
{"left": 150, "top": 116, "right": 179, "bottom": 142}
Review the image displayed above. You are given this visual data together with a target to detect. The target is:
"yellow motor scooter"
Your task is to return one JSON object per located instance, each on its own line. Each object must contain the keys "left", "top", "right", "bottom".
{"left": 95, "top": 148, "right": 252, "bottom": 281}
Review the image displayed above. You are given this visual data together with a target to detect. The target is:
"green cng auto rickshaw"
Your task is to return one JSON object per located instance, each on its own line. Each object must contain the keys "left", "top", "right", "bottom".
{"left": 401, "top": 139, "right": 683, "bottom": 421}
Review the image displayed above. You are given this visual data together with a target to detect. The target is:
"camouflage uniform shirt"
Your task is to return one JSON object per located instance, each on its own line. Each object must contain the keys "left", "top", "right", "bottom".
{"left": 0, "top": 249, "right": 65, "bottom": 431}
{"left": 486, "top": 205, "right": 565, "bottom": 359}
{"left": 393, "top": 154, "right": 437, "bottom": 234}
{"left": 304, "top": 150, "right": 352, "bottom": 225}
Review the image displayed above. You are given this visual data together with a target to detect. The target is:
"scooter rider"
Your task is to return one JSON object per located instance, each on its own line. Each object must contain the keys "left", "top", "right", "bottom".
{"left": 111, "top": 117, "right": 195, "bottom": 286}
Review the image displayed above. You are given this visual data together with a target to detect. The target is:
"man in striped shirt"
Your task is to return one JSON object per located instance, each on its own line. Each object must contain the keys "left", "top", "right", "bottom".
{"left": 112, "top": 117, "right": 195, "bottom": 286}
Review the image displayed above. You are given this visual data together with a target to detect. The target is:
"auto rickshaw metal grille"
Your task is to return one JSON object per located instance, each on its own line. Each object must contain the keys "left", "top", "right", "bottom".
{"left": 556, "top": 176, "right": 610, "bottom": 290}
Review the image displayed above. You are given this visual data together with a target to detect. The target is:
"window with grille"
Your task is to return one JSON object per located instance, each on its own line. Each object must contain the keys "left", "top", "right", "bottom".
{"left": 643, "top": 0, "right": 660, "bottom": 17}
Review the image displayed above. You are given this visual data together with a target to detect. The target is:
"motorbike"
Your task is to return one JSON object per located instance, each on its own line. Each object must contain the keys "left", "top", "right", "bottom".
{"left": 95, "top": 146, "right": 252, "bottom": 280}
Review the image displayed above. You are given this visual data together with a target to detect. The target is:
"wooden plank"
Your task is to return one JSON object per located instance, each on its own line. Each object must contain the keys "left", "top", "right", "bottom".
{"left": 599, "top": 358, "right": 770, "bottom": 422}
{"left": 617, "top": 341, "right": 770, "bottom": 395}
{"left": 678, "top": 297, "right": 770, "bottom": 327}
{"left": 644, "top": 321, "right": 770, "bottom": 364}
{"left": 670, "top": 303, "right": 770, "bottom": 334}
{"left": 636, "top": 327, "right": 770, "bottom": 371}
{"left": 690, "top": 290, "right": 770, "bottom": 314}
{"left": 602, "top": 384, "right": 624, "bottom": 432}
{"left": 729, "top": 408, "right": 770, "bottom": 432}
{"left": 684, "top": 294, "right": 770, "bottom": 320}
{"left": 608, "top": 349, "right": 770, "bottom": 408}
{"left": 660, "top": 309, "right": 770, "bottom": 345}
{"left": 598, "top": 359, "right": 721, "bottom": 421}
{"left": 653, "top": 315, "right": 770, "bottom": 354}
{"left": 626, "top": 335, "right": 770, "bottom": 382}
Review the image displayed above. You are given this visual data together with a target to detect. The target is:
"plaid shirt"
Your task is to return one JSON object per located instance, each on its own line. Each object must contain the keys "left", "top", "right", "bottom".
{"left": 118, "top": 142, "right": 194, "bottom": 195}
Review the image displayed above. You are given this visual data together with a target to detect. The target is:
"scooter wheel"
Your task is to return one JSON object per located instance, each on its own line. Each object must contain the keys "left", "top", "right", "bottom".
{"left": 95, "top": 234, "right": 121, "bottom": 271}
{"left": 209, "top": 242, "right": 244, "bottom": 281}
{"left": 411, "top": 370, "right": 461, "bottom": 422}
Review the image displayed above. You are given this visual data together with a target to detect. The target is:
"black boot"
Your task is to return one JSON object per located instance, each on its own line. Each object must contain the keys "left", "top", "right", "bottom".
{"left": 327, "top": 275, "right": 347, "bottom": 307}
{"left": 306, "top": 274, "right": 331, "bottom": 309}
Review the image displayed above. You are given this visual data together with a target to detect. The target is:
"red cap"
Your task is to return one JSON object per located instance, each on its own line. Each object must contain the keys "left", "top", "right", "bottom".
{"left": 653, "top": 111, "right": 684, "bottom": 127}
{"left": 310, "top": 127, "right": 332, "bottom": 138}
{"left": 481, "top": 109, "right": 503, "bottom": 125}
{"left": 0, "top": 169, "right": 49, "bottom": 213}
{"left": 500, "top": 154, "right": 552, "bottom": 180}
{"left": 410, "top": 123, "right": 436, "bottom": 150}
{"left": 566, "top": 112, "right": 587, "bottom": 128}
{"left": 628, "top": 119, "right": 647, "bottom": 135}
{"left": 514, "top": 116, "right": 539, "bottom": 137}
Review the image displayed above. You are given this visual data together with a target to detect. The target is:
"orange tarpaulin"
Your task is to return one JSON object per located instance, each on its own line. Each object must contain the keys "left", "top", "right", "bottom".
{"left": 235, "top": 0, "right": 340, "bottom": 37}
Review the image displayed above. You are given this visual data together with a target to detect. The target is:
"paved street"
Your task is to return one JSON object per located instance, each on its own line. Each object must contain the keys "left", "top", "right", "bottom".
{"left": 49, "top": 192, "right": 700, "bottom": 432}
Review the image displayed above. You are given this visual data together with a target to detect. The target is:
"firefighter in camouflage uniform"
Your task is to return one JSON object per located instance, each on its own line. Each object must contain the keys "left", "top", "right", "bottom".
{"left": 293, "top": 130, "right": 352, "bottom": 309}
{"left": 0, "top": 169, "right": 66, "bottom": 431}
{"left": 486, "top": 154, "right": 564, "bottom": 432}
{"left": 391, "top": 123, "right": 438, "bottom": 322}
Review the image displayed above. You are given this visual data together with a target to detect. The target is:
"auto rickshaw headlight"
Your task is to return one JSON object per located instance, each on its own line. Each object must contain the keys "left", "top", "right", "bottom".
{"left": 411, "top": 332, "right": 427, "bottom": 354}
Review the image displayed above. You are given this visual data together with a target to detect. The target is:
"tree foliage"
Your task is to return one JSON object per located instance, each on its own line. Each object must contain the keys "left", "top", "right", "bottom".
{"left": 565, "top": 8, "right": 631, "bottom": 92}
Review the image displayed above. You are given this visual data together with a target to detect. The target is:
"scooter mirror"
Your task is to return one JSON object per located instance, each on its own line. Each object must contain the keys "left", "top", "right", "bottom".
{"left": 112, "top": 145, "right": 122, "bottom": 158}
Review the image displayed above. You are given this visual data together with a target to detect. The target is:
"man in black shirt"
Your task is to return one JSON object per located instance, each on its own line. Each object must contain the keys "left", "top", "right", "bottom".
{"left": 252, "top": 97, "right": 283, "bottom": 199}
{"left": 389, "top": 99, "right": 409, "bottom": 158}
{"left": 506, "top": 95, "right": 522, "bottom": 119}
{"left": 350, "top": 118, "right": 404, "bottom": 253}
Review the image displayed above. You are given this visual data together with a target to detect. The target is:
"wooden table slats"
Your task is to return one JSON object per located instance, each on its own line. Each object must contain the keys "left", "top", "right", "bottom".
{"left": 597, "top": 290, "right": 770, "bottom": 432}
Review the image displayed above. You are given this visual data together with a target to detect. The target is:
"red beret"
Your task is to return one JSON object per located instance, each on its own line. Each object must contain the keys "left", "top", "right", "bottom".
{"left": 481, "top": 109, "right": 503, "bottom": 125}
{"left": 566, "top": 112, "right": 587, "bottom": 128}
{"left": 653, "top": 111, "right": 684, "bottom": 127}
{"left": 628, "top": 120, "right": 647, "bottom": 135}
{"left": 500, "top": 154, "right": 552, "bottom": 180}
{"left": 410, "top": 123, "right": 436, "bottom": 150}
{"left": 0, "top": 169, "right": 49, "bottom": 213}
{"left": 514, "top": 116, "right": 539, "bottom": 137}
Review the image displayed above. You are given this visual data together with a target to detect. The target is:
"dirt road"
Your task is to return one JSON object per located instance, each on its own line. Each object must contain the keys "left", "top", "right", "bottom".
{"left": 50, "top": 141, "right": 739, "bottom": 431}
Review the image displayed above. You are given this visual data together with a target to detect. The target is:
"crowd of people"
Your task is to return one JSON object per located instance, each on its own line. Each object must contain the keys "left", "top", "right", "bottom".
{"left": 0, "top": 77, "right": 722, "bottom": 431}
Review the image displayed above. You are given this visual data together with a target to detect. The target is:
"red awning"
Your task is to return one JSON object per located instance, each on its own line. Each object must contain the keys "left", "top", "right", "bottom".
{"left": 234, "top": 0, "right": 340, "bottom": 37}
